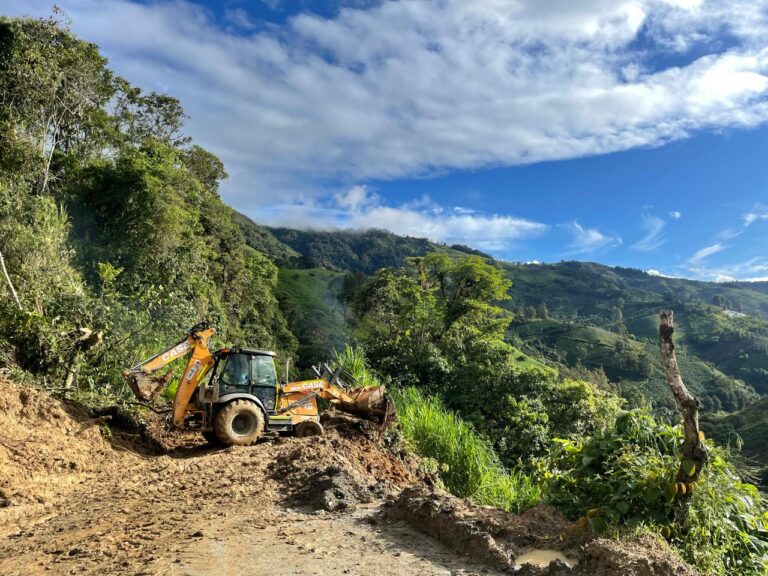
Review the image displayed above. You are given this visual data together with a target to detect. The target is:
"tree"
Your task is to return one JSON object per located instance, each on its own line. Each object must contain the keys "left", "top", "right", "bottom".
{"left": 353, "top": 254, "right": 512, "bottom": 386}
{"left": 0, "top": 13, "right": 116, "bottom": 193}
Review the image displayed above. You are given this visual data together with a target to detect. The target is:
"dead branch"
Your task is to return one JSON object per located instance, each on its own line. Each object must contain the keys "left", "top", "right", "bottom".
{"left": 659, "top": 310, "right": 707, "bottom": 486}
{"left": 0, "top": 248, "right": 21, "bottom": 310}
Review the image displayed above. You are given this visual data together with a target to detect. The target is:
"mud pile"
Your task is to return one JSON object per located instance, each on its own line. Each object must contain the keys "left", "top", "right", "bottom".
{"left": 385, "top": 486, "right": 699, "bottom": 576}
{"left": 268, "top": 411, "right": 415, "bottom": 511}
{"left": 0, "top": 377, "right": 130, "bottom": 517}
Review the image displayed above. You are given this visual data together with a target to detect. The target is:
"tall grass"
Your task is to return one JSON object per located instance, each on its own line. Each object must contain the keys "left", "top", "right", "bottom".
{"left": 332, "top": 344, "right": 380, "bottom": 388}
{"left": 392, "top": 386, "right": 542, "bottom": 513}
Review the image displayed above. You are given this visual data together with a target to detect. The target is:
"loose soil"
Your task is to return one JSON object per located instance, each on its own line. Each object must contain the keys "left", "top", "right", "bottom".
{"left": 0, "top": 377, "right": 698, "bottom": 575}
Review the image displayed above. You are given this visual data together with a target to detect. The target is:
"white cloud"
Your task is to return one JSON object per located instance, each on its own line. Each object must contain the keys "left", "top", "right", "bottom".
{"left": 631, "top": 214, "right": 667, "bottom": 251}
{"left": 683, "top": 256, "right": 768, "bottom": 282}
{"left": 744, "top": 208, "right": 768, "bottom": 226}
{"left": 689, "top": 242, "right": 725, "bottom": 263}
{"left": 668, "top": 210, "right": 682, "bottom": 220}
{"left": 3, "top": 0, "right": 768, "bottom": 208}
{"left": 265, "top": 187, "right": 549, "bottom": 253}
{"left": 646, "top": 269, "right": 681, "bottom": 278}
{"left": 566, "top": 221, "right": 622, "bottom": 254}
{"left": 224, "top": 8, "right": 257, "bottom": 31}
{"left": 334, "top": 185, "right": 377, "bottom": 211}
{"left": 714, "top": 274, "right": 736, "bottom": 283}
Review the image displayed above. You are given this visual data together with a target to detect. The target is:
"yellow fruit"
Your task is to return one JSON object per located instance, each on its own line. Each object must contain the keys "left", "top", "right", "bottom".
{"left": 661, "top": 525, "right": 672, "bottom": 538}
{"left": 678, "top": 482, "right": 687, "bottom": 495}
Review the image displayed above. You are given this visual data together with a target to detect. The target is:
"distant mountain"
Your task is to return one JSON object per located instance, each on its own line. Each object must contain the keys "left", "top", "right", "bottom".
{"left": 234, "top": 210, "right": 468, "bottom": 274}
{"left": 502, "top": 262, "right": 768, "bottom": 409}
{"left": 233, "top": 213, "right": 768, "bottom": 415}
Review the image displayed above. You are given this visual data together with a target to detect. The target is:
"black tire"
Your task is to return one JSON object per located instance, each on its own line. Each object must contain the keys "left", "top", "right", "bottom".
{"left": 214, "top": 400, "right": 265, "bottom": 446}
{"left": 295, "top": 420, "right": 324, "bottom": 438}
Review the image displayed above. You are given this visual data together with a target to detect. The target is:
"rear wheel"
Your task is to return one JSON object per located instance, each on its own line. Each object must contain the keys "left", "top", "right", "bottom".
{"left": 214, "top": 400, "right": 265, "bottom": 446}
{"left": 295, "top": 420, "right": 324, "bottom": 438}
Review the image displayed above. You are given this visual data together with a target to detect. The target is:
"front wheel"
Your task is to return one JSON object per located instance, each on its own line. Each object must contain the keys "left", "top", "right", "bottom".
{"left": 214, "top": 400, "right": 265, "bottom": 446}
{"left": 295, "top": 420, "right": 324, "bottom": 438}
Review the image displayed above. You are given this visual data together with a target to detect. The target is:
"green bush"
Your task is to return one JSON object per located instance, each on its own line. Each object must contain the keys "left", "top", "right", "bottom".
{"left": 546, "top": 409, "right": 768, "bottom": 576}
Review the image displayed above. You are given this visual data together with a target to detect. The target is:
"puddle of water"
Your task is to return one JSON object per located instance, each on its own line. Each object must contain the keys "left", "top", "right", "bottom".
{"left": 514, "top": 549, "right": 578, "bottom": 569}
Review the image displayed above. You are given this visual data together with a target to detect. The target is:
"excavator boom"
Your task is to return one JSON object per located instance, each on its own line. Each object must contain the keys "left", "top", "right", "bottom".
{"left": 123, "top": 322, "right": 216, "bottom": 427}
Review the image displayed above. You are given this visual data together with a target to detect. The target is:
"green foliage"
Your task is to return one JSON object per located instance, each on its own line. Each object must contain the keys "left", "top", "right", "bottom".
{"left": 547, "top": 410, "right": 768, "bottom": 576}
{"left": 0, "top": 14, "right": 295, "bottom": 399}
{"left": 276, "top": 267, "right": 346, "bottom": 367}
{"left": 392, "top": 386, "right": 542, "bottom": 513}
{"left": 442, "top": 338, "right": 622, "bottom": 464}
{"left": 353, "top": 253, "right": 512, "bottom": 386}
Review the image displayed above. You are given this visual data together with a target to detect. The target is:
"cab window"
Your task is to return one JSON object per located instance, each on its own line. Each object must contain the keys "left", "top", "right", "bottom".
{"left": 220, "top": 353, "right": 250, "bottom": 391}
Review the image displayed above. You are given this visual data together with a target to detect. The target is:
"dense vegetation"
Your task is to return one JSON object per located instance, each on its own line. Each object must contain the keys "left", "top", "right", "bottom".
{"left": 2, "top": 15, "right": 767, "bottom": 574}
{"left": 0, "top": 14, "right": 295, "bottom": 398}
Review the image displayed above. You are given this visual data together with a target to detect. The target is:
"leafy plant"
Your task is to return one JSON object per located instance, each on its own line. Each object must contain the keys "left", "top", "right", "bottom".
{"left": 546, "top": 409, "right": 768, "bottom": 576}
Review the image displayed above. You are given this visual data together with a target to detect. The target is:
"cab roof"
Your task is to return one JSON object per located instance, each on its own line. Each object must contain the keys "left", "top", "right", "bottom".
{"left": 221, "top": 347, "right": 276, "bottom": 357}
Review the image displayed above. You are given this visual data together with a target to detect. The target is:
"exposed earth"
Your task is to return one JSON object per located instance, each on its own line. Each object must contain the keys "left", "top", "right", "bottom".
{"left": 0, "top": 377, "right": 698, "bottom": 575}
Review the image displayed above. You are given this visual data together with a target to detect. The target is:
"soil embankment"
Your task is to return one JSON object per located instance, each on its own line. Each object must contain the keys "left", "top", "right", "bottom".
{"left": 0, "top": 378, "right": 697, "bottom": 575}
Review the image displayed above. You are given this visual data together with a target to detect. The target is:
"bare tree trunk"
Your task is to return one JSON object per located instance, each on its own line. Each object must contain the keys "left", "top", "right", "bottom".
{"left": 659, "top": 310, "right": 707, "bottom": 487}
{"left": 0, "top": 248, "right": 21, "bottom": 310}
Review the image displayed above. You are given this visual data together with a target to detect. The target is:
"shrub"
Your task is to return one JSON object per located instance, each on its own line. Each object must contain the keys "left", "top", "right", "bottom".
{"left": 546, "top": 409, "right": 768, "bottom": 576}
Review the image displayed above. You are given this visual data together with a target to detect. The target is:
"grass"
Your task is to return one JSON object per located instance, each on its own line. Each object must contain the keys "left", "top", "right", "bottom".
{"left": 392, "top": 386, "right": 542, "bottom": 513}
{"left": 277, "top": 267, "right": 345, "bottom": 315}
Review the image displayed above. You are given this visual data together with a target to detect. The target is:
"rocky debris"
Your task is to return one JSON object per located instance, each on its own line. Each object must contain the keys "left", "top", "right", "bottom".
{"left": 267, "top": 418, "right": 414, "bottom": 511}
{"left": 384, "top": 486, "right": 514, "bottom": 570}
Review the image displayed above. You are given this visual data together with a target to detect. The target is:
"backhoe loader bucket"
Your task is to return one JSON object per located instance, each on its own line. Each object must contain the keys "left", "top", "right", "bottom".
{"left": 124, "top": 370, "right": 171, "bottom": 402}
{"left": 341, "top": 385, "right": 396, "bottom": 425}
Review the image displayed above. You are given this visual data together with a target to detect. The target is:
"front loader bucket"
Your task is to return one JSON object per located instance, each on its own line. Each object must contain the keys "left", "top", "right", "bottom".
{"left": 124, "top": 370, "right": 171, "bottom": 402}
{"left": 342, "top": 385, "right": 396, "bottom": 425}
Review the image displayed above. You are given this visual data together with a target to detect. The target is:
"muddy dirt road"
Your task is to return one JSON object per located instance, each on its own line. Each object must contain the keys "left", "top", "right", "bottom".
{"left": 1, "top": 378, "right": 699, "bottom": 576}
{"left": 0, "top": 378, "right": 503, "bottom": 575}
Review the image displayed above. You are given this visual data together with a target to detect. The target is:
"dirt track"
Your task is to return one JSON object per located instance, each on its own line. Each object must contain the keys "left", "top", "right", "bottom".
{"left": 0, "top": 378, "right": 505, "bottom": 575}
{"left": 0, "top": 378, "right": 699, "bottom": 576}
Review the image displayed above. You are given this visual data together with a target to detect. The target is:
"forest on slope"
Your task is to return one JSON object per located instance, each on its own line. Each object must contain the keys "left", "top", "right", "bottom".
{"left": 1, "top": 14, "right": 767, "bottom": 575}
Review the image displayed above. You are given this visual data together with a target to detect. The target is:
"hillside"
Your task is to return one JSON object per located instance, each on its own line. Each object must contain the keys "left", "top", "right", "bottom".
{"left": 502, "top": 262, "right": 768, "bottom": 409}
{"left": 242, "top": 222, "right": 768, "bottom": 412}
{"left": 235, "top": 211, "right": 469, "bottom": 273}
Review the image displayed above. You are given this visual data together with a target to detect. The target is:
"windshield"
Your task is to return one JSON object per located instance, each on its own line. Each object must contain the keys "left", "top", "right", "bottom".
{"left": 252, "top": 355, "right": 276, "bottom": 386}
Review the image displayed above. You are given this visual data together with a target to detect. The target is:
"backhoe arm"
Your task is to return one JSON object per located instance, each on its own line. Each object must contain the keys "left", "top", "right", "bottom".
{"left": 123, "top": 322, "right": 216, "bottom": 427}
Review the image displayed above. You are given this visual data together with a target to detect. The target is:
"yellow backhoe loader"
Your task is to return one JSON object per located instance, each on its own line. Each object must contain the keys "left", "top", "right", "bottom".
{"left": 123, "top": 322, "right": 393, "bottom": 445}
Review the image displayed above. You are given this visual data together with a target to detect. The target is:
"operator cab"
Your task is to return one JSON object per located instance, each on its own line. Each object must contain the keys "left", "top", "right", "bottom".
{"left": 212, "top": 348, "right": 278, "bottom": 411}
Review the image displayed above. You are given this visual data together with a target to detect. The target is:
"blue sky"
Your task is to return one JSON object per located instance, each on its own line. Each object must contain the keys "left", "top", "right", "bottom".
{"left": 2, "top": 0, "right": 768, "bottom": 280}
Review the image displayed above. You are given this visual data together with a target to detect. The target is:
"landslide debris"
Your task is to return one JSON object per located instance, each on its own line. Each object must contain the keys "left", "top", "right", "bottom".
{"left": 0, "top": 378, "right": 699, "bottom": 576}
{"left": 385, "top": 486, "right": 699, "bottom": 576}
{"left": 0, "top": 376, "right": 131, "bottom": 518}
{"left": 268, "top": 411, "right": 415, "bottom": 511}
